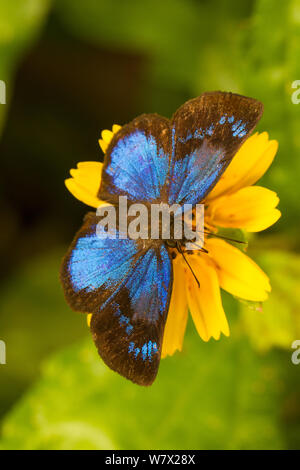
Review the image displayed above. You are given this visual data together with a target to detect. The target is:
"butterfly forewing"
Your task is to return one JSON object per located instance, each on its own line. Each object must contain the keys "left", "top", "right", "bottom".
{"left": 169, "top": 92, "right": 263, "bottom": 205}
{"left": 99, "top": 92, "right": 263, "bottom": 208}
{"left": 99, "top": 114, "right": 172, "bottom": 205}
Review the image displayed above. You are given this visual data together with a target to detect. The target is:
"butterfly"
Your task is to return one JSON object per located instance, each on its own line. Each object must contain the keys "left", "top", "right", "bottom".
{"left": 60, "top": 91, "right": 263, "bottom": 386}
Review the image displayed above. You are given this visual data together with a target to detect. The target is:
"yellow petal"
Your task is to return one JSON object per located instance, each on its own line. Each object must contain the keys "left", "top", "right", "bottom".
{"left": 99, "top": 140, "right": 109, "bottom": 153}
{"left": 98, "top": 124, "right": 121, "bottom": 153}
{"left": 186, "top": 255, "right": 230, "bottom": 342}
{"left": 65, "top": 161, "right": 107, "bottom": 208}
{"left": 208, "top": 186, "right": 281, "bottom": 232}
{"left": 87, "top": 314, "right": 92, "bottom": 327}
{"left": 101, "top": 129, "right": 113, "bottom": 141}
{"left": 207, "top": 132, "right": 278, "bottom": 201}
{"left": 206, "top": 238, "right": 271, "bottom": 302}
{"left": 161, "top": 257, "right": 188, "bottom": 358}
{"left": 112, "top": 124, "right": 122, "bottom": 133}
{"left": 70, "top": 163, "right": 103, "bottom": 196}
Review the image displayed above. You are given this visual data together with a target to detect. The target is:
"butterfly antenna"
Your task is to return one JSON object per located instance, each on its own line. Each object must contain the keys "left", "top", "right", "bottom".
{"left": 200, "top": 230, "right": 247, "bottom": 245}
{"left": 177, "top": 243, "right": 200, "bottom": 288}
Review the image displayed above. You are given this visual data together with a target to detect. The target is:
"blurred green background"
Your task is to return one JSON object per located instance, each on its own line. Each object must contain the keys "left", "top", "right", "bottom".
{"left": 0, "top": 0, "right": 300, "bottom": 450}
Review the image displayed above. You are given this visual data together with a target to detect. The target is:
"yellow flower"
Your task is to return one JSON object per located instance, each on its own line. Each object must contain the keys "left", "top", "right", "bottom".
{"left": 66, "top": 125, "right": 280, "bottom": 358}
{"left": 65, "top": 124, "right": 121, "bottom": 209}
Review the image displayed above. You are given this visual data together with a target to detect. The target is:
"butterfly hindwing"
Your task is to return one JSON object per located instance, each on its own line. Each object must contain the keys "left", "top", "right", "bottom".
{"left": 90, "top": 242, "right": 172, "bottom": 385}
{"left": 60, "top": 213, "right": 173, "bottom": 385}
{"left": 169, "top": 91, "right": 263, "bottom": 205}
{"left": 60, "top": 212, "right": 142, "bottom": 313}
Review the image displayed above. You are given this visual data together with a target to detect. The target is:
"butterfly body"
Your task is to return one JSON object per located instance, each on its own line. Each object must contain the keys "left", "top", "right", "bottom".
{"left": 61, "top": 92, "right": 263, "bottom": 385}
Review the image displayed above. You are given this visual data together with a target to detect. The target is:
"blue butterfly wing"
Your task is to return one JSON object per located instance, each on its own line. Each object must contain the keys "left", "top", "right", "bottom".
{"left": 168, "top": 92, "right": 264, "bottom": 205}
{"left": 60, "top": 213, "right": 172, "bottom": 385}
{"left": 99, "top": 114, "right": 171, "bottom": 204}
{"left": 99, "top": 92, "right": 263, "bottom": 208}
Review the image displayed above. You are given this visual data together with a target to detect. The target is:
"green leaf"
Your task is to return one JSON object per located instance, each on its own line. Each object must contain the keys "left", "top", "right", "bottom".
{"left": 0, "top": 0, "right": 51, "bottom": 133}
{"left": 1, "top": 292, "right": 299, "bottom": 449}
{"left": 55, "top": 0, "right": 202, "bottom": 91}
{"left": 0, "top": 248, "right": 86, "bottom": 418}
{"left": 240, "top": 249, "right": 300, "bottom": 351}
{"left": 236, "top": 0, "right": 300, "bottom": 232}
